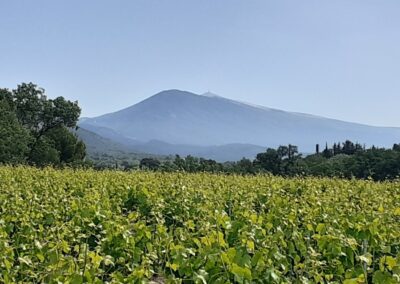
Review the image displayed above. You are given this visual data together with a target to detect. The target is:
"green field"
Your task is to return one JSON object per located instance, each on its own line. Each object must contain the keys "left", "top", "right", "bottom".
{"left": 0, "top": 167, "right": 399, "bottom": 283}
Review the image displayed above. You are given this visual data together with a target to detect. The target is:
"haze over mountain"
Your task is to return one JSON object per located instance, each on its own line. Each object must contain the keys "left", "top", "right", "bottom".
{"left": 76, "top": 126, "right": 265, "bottom": 162}
{"left": 79, "top": 90, "right": 400, "bottom": 160}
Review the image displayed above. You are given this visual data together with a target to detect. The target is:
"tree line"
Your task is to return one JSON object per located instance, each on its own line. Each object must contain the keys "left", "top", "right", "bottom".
{"left": 0, "top": 83, "right": 86, "bottom": 166}
{"left": 135, "top": 141, "right": 400, "bottom": 181}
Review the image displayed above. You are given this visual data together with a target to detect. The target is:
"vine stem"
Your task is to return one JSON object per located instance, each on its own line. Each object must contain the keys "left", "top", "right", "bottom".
{"left": 82, "top": 238, "right": 89, "bottom": 278}
{"left": 362, "top": 239, "right": 368, "bottom": 284}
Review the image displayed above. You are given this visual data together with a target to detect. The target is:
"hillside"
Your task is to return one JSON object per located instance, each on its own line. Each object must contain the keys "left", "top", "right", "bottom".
{"left": 76, "top": 126, "right": 265, "bottom": 162}
{"left": 75, "top": 128, "right": 168, "bottom": 166}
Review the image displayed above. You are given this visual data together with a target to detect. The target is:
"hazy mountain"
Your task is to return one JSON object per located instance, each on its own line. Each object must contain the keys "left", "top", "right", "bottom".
{"left": 76, "top": 126, "right": 264, "bottom": 162}
{"left": 79, "top": 89, "right": 400, "bottom": 156}
{"left": 130, "top": 140, "right": 265, "bottom": 161}
{"left": 78, "top": 123, "right": 142, "bottom": 146}
{"left": 75, "top": 127, "right": 133, "bottom": 154}
{"left": 75, "top": 127, "right": 169, "bottom": 164}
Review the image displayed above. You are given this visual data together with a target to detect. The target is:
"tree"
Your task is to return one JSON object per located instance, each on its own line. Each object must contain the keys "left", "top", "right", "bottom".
{"left": 0, "top": 88, "right": 14, "bottom": 109}
{"left": 322, "top": 143, "right": 333, "bottom": 158}
{"left": 277, "top": 146, "right": 289, "bottom": 159}
{"left": 254, "top": 148, "right": 281, "bottom": 174}
{"left": 44, "top": 126, "right": 86, "bottom": 163}
{"left": 7, "top": 83, "right": 84, "bottom": 165}
{"left": 29, "top": 136, "right": 60, "bottom": 166}
{"left": 13, "top": 83, "right": 80, "bottom": 133}
{"left": 140, "top": 158, "right": 161, "bottom": 170}
{"left": 199, "top": 158, "right": 220, "bottom": 172}
{"left": 333, "top": 143, "right": 341, "bottom": 156}
{"left": 342, "top": 140, "right": 356, "bottom": 155}
{"left": 184, "top": 155, "right": 200, "bottom": 172}
{"left": 235, "top": 158, "right": 255, "bottom": 174}
{"left": 287, "top": 144, "right": 299, "bottom": 160}
{"left": 0, "top": 100, "right": 32, "bottom": 164}
{"left": 173, "top": 155, "right": 186, "bottom": 170}
{"left": 315, "top": 144, "right": 320, "bottom": 155}
{"left": 12, "top": 83, "right": 81, "bottom": 160}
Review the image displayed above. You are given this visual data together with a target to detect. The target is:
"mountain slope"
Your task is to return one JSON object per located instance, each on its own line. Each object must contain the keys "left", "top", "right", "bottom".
{"left": 80, "top": 90, "right": 400, "bottom": 153}
{"left": 76, "top": 126, "right": 265, "bottom": 162}
{"left": 130, "top": 140, "right": 266, "bottom": 161}
{"left": 75, "top": 128, "right": 170, "bottom": 165}
{"left": 75, "top": 127, "right": 132, "bottom": 154}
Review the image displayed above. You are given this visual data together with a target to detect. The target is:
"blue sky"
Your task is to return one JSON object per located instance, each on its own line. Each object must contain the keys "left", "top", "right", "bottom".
{"left": 1, "top": 0, "right": 399, "bottom": 126}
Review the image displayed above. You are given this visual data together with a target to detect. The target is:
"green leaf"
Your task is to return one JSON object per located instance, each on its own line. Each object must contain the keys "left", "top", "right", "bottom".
{"left": 373, "top": 271, "right": 395, "bottom": 284}
{"left": 167, "top": 262, "right": 179, "bottom": 271}
{"left": 246, "top": 240, "right": 255, "bottom": 252}
{"left": 70, "top": 274, "right": 83, "bottom": 284}
{"left": 316, "top": 223, "right": 325, "bottom": 233}
{"left": 359, "top": 254, "right": 372, "bottom": 266}
{"left": 231, "top": 263, "right": 252, "bottom": 281}
{"left": 385, "top": 256, "right": 397, "bottom": 271}
{"left": 36, "top": 253, "right": 45, "bottom": 262}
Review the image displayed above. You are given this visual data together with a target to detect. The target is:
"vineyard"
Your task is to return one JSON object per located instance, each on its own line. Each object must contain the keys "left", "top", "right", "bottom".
{"left": 0, "top": 167, "right": 399, "bottom": 283}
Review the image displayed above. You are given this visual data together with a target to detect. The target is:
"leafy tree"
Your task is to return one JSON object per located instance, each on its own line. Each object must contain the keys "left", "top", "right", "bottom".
{"left": 0, "top": 88, "right": 14, "bottom": 109}
{"left": 173, "top": 155, "right": 186, "bottom": 170}
{"left": 333, "top": 143, "right": 341, "bottom": 155}
{"left": 322, "top": 143, "right": 333, "bottom": 158}
{"left": 0, "top": 100, "right": 32, "bottom": 164}
{"left": 277, "top": 146, "right": 289, "bottom": 159}
{"left": 287, "top": 144, "right": 298, "bottom": 160}
{"left": 13, "top": 83, "right": 80, "bottom": 134}
{"left": 44, "top": 126, "right": 86, "bottom": 163}
{"left": 342, "top": 140, "right": 355, "bottom": 155}
{"left": 0, "top": 83, "right": 85, "bottom": 166}
{"left": 160, "top": 161, "right": 178, "bottom": 172}
{"left": 140, "top": 158, "right": 161, "bottom": 170}
{"left": 199, "top": 158, "right": 221, "bottom": 172}
{"left": 183, "top": 155, "right": 200, "bottom": 172}
{"left": 235, "top": 158, "right": 255, "bottom": 174}
{"left": 12, "top": 83, "right": 81, "bottom": 161}
{"left": 29, "top": 136, "right": 60, "bottom": 166}
{"left": 254, "top": 148, "right": 281, "bottom": 174}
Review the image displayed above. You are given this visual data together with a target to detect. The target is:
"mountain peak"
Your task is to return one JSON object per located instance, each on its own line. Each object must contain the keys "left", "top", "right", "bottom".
{"left": 202, "top": 91, "right": 221, "bottom": 98}
{"left": 154, "top": 89, "right": 196, "bottom": 97}
{"left": 153, "top": 89, "right": 224, "bottom": 100}
{"left": 141, "top": 89, "right": 199, "bottom": 104}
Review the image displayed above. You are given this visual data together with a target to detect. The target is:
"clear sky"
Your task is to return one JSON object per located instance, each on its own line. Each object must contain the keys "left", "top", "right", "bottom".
{"left": 1, "top": 1, "right": 399, "bottom": 126}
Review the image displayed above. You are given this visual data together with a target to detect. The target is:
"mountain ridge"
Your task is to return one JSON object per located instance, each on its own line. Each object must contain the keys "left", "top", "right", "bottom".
{"left": 79, "top": 89, "right": 400, "bottom": 158}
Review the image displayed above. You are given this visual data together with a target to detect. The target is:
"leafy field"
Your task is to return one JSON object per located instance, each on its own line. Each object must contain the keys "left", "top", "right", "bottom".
{"left": 0, "top": 167, "right": 399, "bottom": 283}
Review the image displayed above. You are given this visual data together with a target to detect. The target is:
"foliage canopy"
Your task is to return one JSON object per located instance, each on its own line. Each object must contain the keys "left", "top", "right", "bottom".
{"left": 0, "top": 83, "right": 85, "bottom": 166}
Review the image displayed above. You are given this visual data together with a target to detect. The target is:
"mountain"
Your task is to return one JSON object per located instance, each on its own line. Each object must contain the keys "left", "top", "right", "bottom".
{"left": 75, "top": 127, "right": 169, "bottom": 165}
{"left": 75, "top": 127, "right": 133, "bottom": 154}
{"left": 76, "top": 126, "right": 264, "bottom": 162}
{"left": 130, "top": 140, "right": 265, "bottom": 162}
{"left": 79, "top": 89, "right": 400, "bottom": 157}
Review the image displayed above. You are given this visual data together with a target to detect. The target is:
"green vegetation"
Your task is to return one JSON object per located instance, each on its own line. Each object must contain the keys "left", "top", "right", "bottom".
{"left": 133, "top": 142, "right": 400, "bottom": 181}
{"left": 2, "top": 83, "right": 400, "bottom": 182}
{"left": 1, "top": 167, "right": 399, "bottom": 283}
{"left": 0, "top": 83, "right": 86, "bottom": 166}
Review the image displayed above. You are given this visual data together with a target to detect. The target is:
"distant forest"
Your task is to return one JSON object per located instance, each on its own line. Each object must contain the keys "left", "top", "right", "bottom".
{"left": 130, "top": 141, "right": 400, "bottom": 181}
{"left": 1, "top": 83, "right": 400, "bottom": 181}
